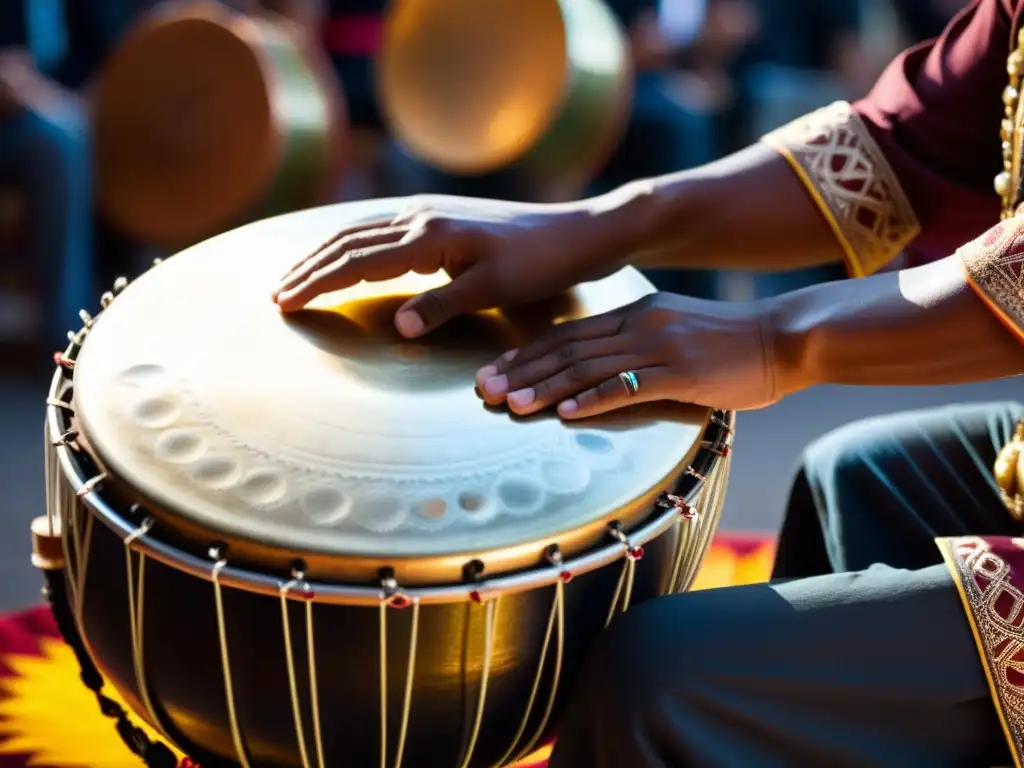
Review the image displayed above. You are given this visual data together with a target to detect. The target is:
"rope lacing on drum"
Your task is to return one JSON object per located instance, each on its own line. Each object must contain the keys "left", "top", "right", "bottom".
{"left": 39, "top": 274, "right": 205, "bottom": 767}
{"left": 279, "top": 563, "right": 325, "bottom": 768}
{"left": 124, "top": 516, "right": 170, "bottom": 741}
{"left": 210, "top": 547, "right": 252, "bottom": 768}
{"left": 605, "top": 522, "right": 642, "bottom": 628}
{"left": 378, "top": 571, "right": 421, "bottom": 768}
{"left": 490, "top": 547, "right": 567, "bottom": 767}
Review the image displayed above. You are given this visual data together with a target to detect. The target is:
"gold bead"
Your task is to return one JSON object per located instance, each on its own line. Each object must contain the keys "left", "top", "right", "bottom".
{"left": 1003, "top": 118, "right": 1015, "bottom": 142}
{"left": 995, "top": 170, "right": 1013, "bottom": 198}
{"left": 1010, "top": 50, "right": 1024, "bottom": 76}
{"left": 1006, "top": 85, "right": 1020, "bottom": 107}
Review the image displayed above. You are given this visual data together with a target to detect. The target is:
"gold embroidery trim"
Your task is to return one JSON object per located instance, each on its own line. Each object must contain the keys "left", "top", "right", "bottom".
{"left": 937, "top": 537, "right": 1024, "bottom": 768}
{"left": 762, "top": 101, "right": 921, "bottom": 278}
{"left": 959, "top": 219, "right": 1024, "bottom": 342}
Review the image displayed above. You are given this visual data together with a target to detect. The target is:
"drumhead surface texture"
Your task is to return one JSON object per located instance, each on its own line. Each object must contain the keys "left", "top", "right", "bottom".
{"left": 72, "top": 199, "right": 704, "bottom": 571}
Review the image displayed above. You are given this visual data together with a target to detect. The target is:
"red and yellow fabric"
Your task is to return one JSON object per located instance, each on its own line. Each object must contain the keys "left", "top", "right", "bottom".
{"left": 0, "top": 535, "right": 775, "bottom": 768}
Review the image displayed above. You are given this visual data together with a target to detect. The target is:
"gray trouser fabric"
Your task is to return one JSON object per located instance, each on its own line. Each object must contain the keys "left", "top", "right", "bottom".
{"left": 549, "top": 402, "right": 1024, "bottom": 768}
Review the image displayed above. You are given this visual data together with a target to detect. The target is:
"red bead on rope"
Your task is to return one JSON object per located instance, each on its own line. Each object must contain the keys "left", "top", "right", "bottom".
{"left": 559, "top": 570, "right": 573, "bottom": 584}
{"left": 469, "top": 590, "right": 483, "bottom": 604}
{"left": 179, "top": 758, "right": 202, "bottom": 768}
{"left": 626, "top": 546, "right": 645, "bottom": 562}
{"left": 387, "top": 593, "right": 411, "bottom": 609}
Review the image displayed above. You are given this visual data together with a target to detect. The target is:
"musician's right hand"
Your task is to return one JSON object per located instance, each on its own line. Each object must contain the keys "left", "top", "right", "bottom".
{"left": 273, "top": 195, "right": 642, "bottom": 339}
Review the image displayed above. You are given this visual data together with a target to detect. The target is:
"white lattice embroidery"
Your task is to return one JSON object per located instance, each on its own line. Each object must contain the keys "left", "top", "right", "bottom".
{"left": 941, "top": 536, "right": 1024, "bottom": 767}
{"left": 763, "top": 101, "right": 921, "bottom": 277}
{"left": 959, "top": 218, "right": 1024, "bottom": 335}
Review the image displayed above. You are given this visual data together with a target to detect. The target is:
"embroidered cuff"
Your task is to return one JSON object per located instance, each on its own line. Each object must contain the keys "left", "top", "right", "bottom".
{"left": 937, "top": 537, "right": 1024, "bottom": 768}
{"left": 959, "top": 218, "right": 1024, "bottom": 343}
{"left": 761, "top": 101, "right": 921, "bottom": 278}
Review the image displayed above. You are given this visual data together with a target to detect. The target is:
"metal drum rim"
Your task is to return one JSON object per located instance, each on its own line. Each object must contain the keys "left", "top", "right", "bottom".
{"left": 47, "top": 358, "right": 734, "bottom": 606}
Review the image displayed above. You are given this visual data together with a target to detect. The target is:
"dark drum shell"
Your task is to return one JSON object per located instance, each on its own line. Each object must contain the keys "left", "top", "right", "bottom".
{"left": 45, "top": 350, "right": 733, "bottom": 768}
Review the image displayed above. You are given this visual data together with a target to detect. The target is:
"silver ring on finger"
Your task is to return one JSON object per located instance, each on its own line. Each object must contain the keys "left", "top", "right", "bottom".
{"left": 618, "top": 370, "right": 640, "bottom": 397}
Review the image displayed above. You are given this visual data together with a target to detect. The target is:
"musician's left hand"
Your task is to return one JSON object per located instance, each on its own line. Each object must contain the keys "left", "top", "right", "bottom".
{"left": 475, "top": 292, "right": 786, "bottom": 417}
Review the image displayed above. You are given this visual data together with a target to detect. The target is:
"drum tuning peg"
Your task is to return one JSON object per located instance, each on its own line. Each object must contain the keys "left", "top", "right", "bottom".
{"left": 289, "top": 559, "right": 308, "bottom": 581}
{"left": 659, "top": 493, "right": 697, "bottom": 520}
{"left": 711, "top": 413, "right": 734, "bottom": 435}
{"left": 51, "top": 428, "right": 79, "bottom": 448}
{"left": 78, "top": 310, "right": 94, "bottom": 329}
{"left": 100, "top": 291, "right": 115, "bottom": 308}
{"left": 702, "top": 440, "right": 730, "bottom": 458}
{"left": 462, "top": 558, "right": 486, "bottom": 581}
{"left": 45, "top": 397, "right": 74, "bottom": 413}
{"left": 77, "top": 473, "right": 107, "bottom": 498}
{"left": 607, "top": 522, "right": 644, "bottom": 560}
{"left": 66, "top": 328, "right": 85, "bottom": 345}
{"left": 685, "top": 466, "right": 707, "bottom": 482}
{"left": 152, "top": 257, "right": 163, "bottom": 266}
{"left": 544, "top": 545, "right": 573, "bottom": 582}
{"left": 379, "top": 568, "right": 412, "bottom": 608}
{"left": 112, "top": 276, "right": 129, "bottom": 294}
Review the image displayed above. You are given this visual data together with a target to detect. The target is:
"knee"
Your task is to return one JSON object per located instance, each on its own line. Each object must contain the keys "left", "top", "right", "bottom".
{"left": 567, "top": 592, "right": 723, "bottom": 722}
{"left": 799, "top": 415, "right": 889, "bottom": 496}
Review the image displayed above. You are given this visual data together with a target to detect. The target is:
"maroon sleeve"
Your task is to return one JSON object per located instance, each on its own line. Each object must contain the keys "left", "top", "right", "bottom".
{"left": 854, "top": 0, "right": 1018, "bottom": 258}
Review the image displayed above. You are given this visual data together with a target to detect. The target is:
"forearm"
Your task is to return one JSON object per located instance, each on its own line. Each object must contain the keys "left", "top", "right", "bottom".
{"left": 767, "top": 255, "right": 1024, "bottom": 394}
{"left": 592, "top": 143, "right": 848, "bottom": 272}
{"left": 589, "top": 0, "right": 1017, "bottom": 279}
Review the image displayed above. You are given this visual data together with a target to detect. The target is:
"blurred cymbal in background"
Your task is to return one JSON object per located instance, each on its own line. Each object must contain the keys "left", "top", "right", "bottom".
{"left": 92, "top": 0, "right": 347, "bottom": 249}
{"left": 376, "top": 0, "right": 633, "bottom": 201}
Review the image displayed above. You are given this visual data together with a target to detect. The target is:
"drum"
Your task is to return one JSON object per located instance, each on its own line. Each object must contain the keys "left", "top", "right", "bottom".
{"left": 37, "top": 199, "right": 734, "bottom": 767}
{"left": 375, "top": 0, "right": 632, "bottom": 201}
{"left": 92, "top": 1, "right": 346, "bottom": 248}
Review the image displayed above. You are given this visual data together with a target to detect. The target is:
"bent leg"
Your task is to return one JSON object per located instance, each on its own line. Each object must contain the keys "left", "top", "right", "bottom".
{"left": 774, "top": 402, "right": 1024, "bottom": 578}
{"left": 550, "top": 564, "right": 1009, "bottom": 768}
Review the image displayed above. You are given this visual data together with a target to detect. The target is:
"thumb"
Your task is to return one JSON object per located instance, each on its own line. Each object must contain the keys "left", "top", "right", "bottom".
{"left": 395, "top": 269, "right": 492, "bottom": 338}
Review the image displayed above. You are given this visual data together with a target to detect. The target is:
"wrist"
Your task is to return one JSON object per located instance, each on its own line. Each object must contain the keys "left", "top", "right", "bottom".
{"left": 584, "top": 179, "right": 665, "bottom": 260}
{"left": 759, "top": 294, "right": 816, "bottom": 398}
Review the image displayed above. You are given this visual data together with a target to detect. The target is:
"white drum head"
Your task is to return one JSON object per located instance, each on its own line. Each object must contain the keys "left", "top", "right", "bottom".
{"left": 72, "top": 199, "right": 705, "bottom": 572}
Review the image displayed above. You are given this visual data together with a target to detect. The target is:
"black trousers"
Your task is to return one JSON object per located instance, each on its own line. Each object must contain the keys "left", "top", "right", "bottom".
{"left": 549, "top": 402, "right": 1024, "bottom": 768}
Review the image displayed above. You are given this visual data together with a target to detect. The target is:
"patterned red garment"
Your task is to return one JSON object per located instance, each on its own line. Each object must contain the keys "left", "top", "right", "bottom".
{"left": 939, "top": 537, "right": 1024, "bottom": 768}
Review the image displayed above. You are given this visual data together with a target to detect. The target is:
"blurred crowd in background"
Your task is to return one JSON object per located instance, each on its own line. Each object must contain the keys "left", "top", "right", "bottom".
{"left": 0, "top": 0, "right": 967, "bottom": 373}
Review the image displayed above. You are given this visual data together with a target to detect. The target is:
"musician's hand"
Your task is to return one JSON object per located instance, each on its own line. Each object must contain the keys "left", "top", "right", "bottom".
{"left": 273, "top": 195, "right": 640, "bottom": 338}
{"left": 475, "top": 292, "right": 783, "bottom": 417}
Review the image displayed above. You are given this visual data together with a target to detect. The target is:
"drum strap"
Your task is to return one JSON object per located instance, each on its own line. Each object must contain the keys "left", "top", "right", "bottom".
{"left": 41, "top": 570, "right": 193, "bottom": 768}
